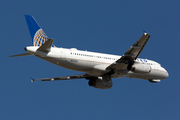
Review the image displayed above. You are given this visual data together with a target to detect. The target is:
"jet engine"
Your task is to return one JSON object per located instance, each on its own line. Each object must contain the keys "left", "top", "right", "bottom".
{"left": 128, "top": 63, "right": 151, "bottom": 74}
{"left": 88, "top": 75, "right": 112, "bottom": 89}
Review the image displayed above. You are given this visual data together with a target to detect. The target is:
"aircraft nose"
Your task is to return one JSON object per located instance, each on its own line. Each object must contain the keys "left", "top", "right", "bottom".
{"left": 165, "top": 71, "right": 169, "bottom": 78}
{"left": 163, "top": 70, "right": 169, "bottom": 79}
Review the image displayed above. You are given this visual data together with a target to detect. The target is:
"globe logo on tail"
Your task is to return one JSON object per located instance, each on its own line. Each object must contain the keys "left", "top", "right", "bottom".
{"left": 33, "top": 29, "right": 48, "bottom": 46}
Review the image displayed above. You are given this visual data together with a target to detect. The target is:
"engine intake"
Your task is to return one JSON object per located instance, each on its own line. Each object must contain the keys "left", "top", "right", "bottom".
{"left": 88, "top": 76, "right": 112, "bottom": 89}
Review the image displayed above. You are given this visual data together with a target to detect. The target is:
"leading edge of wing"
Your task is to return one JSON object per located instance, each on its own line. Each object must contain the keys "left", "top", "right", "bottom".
{"left": 31, "top": 74, "right": 92, "bottom": 82}
{"left": 107, "top": 32, "right": 150, "bottom": 70}
{"left": 121, "top": 32, "right": 150, "bottom": 61}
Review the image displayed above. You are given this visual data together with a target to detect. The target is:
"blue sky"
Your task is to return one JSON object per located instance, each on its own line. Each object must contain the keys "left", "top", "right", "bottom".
{"left": 1, "top": 0, "right": 179, "bottom": 119}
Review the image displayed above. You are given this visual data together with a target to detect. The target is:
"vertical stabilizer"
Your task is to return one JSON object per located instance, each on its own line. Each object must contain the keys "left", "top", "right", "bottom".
{"left": 25, "top": 15, "right": 49, "bottom": 47}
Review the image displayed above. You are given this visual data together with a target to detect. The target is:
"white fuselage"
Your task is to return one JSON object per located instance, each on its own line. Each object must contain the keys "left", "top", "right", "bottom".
{"left": 26, "top": 46, "right": 169, "bottom": 81}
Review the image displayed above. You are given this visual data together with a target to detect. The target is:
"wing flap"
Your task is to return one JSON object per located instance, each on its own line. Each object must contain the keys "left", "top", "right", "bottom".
{"left": 107, "top": 33, "right": 150, "bottom": 71}
{"left": 31, "top": 74, "right": 92, "bottom": 82}
{"left": 121, "top": 33, "right": 150, "bottom": 61}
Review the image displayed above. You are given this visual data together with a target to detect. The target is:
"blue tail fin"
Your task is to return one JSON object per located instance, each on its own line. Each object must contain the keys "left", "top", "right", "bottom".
{"left": 25, "top": 15, "right": 49, "bottom": 46}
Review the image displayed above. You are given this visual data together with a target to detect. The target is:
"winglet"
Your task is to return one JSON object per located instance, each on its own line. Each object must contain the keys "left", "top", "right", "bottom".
{"left": 30, "top": 77, "right": 34, "bottom": 82}
{"left": 143, "top": 30, "right": 148, "bottom": 33}
{"left": 37, "top": 38, "right": 54, "bottom": 52}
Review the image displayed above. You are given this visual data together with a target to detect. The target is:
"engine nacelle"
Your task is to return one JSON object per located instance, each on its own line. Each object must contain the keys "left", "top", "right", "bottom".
{"left": 129, "top": 63, "right": 151, "bottom": 74}
{"left": 88, "top": 76, "right": 112, "bottom": 89}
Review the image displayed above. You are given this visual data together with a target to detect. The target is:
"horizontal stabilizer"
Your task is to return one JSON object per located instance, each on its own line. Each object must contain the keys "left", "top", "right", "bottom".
{"left": 10, "top": 53, "right": 31, "bottom": 57}
{"left": 37, "top": 38, "right": 54, "bottom": 52}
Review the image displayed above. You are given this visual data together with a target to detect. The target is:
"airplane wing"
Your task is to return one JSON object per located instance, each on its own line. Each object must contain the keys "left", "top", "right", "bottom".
{"left": 31, "top": 74, "right": 92, "bottom": 82}
{"left": 107, "top": 33, "right": 150, "bottom": 70}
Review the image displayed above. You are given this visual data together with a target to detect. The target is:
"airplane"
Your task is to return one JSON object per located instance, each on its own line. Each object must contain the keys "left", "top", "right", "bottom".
{"left": 10, "top": 15, "right": 169, "bottom": 89}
